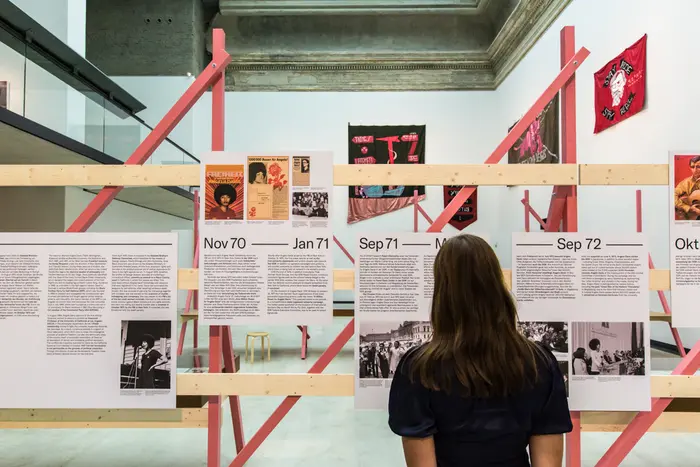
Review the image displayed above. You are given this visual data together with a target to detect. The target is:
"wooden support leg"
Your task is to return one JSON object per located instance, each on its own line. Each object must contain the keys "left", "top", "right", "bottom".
{"left": 223, "top": 325, "right": 245, "bottom": 453}
{"left": 207, "top": 325, "right": 223, "bottom": 467}
{"left": 300, "top": 326, "right": 308, "bottom": 360}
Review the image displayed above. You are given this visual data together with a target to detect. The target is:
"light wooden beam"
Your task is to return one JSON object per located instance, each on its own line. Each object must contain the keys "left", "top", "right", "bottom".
{"left": 4, "top": 376, "right": 700, "bottom": 430}
{"left": 0, "top": 164, "right": 679, "bottom": 187}
{"left": 0, "top": 165, "right": 200, "bottom": 187}
{"left": 177, "top": 268, "right": 672, "bottom": 292}
{"left": 0, "top": 408, "right": 207, "bottom": 429}
{"left": 178, "top": 373, "right": 354, "bottom": 397}
{"left": 0, "top": 164, "right": 581, "bottom": 187}
{"left": 581, "top": 412, "right": 700, "bottom": 432}
{"left": 579, "top": 164, "right": 668, "bottom": 186}
{"left": 176, "top": 374, "right": 699, "bottom": 398}
{"left": 334, "top": 164, "right": 578, "bottom": 186}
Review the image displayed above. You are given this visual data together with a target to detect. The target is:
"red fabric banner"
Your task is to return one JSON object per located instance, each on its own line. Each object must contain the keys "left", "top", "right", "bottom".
{"left": 594, "top": 34, "right": 647, "bottom": 134}
{"left": 443, "top": 186, "right": 477, "bottom": 230}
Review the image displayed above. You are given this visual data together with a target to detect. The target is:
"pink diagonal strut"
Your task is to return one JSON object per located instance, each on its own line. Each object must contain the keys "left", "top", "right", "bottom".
{"left": 635, "top": 190, "right": 685, "bottom": 356}
{"left": 334, "top": 236, "right": 355, "bottom": 264}
{"left": 521, "top": 198, "right": 547, "bottom": 231}
{"left": 523, "top": 190, "right": 530, "bottom": 232}
{"left": 427, "top": 46, "right": 590, "bottom": 233}
{"left": 413, "top": 189, "right": 419, "bottom": 232}
{"left": 66, "top": 51, "right": 232, "bottom": 233}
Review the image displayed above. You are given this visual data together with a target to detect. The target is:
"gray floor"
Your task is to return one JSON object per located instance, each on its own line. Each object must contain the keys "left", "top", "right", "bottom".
{"left": 2, "top": 317, "right": 698, "bottom": 466}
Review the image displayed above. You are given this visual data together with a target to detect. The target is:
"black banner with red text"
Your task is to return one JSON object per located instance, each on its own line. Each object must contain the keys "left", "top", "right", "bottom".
{"left": 348, "top": 125, "right": 426, "bottom": 224}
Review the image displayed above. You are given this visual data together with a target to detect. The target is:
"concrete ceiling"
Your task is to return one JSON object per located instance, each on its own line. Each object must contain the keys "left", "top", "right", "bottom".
{"left": 0, "top": 123, "right": 194, "bottom": 220}
{"left": 209, "top": 0, "right": 572, "bottom": 91}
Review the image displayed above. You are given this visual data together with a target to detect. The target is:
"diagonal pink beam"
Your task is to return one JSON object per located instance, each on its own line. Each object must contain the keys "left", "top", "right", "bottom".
{"left": 417, "top": 204, "right": 433, "bottom": 224}
{"left": 427, "top": 47, "right": 589, "bottom": 233}
{"left": 521, "top": 198, "right": 547, "bottom": 230}
{"left": 334, "top": 235, "right": 355, "bottom": 264}
{"left": 177, "top": 240, "right": 200, "bottom": 356}
{"left": 595, "top": 343, "right": 700, "bottom": 466}
{"left": 635, "top": 190, "right": 685, "bottom": 356}
{"left": 596, "top": 189, "right": 696, "bottom": 466}
{"left": 66, "top": 51, "right": 233, "bottom": 233}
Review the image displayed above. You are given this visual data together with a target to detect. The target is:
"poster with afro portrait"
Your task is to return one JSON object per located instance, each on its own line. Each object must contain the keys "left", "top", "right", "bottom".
{"left": 204, "top": 164, "right": 244, "bottom": 221}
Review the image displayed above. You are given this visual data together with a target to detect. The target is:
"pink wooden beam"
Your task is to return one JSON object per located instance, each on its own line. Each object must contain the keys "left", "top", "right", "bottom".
{"left": 300, "top": 326, "right": 308, "bottom": 360}
{"left": 206, "top": 29, "right": 245, "bottom": 465}
{"left": 596, "top": 342, "right": 700, "bottom": 466}
{"left": 193, "top": 189, "right": 200, "bottom": 349}
{"left": 207, "top": 324, "right": 223, "bottom": 467}
{"left": 66, "top": 48, "right": 232, "bottom": 233}
{"left": 559, "top": 26, "right": 581, "bottom": 467}
{"left": 177, "top": 240, "right": 199, "bottom": 356}
{"left": 334, "top": 236, "right": 355, "bottom": 264}
{"left": 635, "top": 190, "right": 686, "bottom": 357}
{"left": 229, "top": 318, "right": 355, "bottom": 467}
{"left": 523, "top": 190, "right": 530, "bottom": 232}
{"left": 521, "top": 198, "right": 547, "bottom": 231}
{"left": 417, "top": 204, "right": 433, "bottom": 224}
{"left": 178, "top": 191, "right": 201, "bottom": 357}
{"left": 427, "top": 46, "right": 590, "bottom": 233}
{"left": 413, "top": 189, "right": 419, "bottom": 232}
{"left": 223, "top": 325, "right": 245, "bottom": 452}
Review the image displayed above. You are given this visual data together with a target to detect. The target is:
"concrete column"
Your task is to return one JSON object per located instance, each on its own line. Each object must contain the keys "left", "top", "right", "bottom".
{"left": 86, "top": 0, "right": 208, "bottom": 76}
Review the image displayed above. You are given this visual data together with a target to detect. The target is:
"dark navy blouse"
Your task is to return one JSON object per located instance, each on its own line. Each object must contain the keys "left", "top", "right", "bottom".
{"left": 388, "top": 344, "right": 572, "bottom": 467}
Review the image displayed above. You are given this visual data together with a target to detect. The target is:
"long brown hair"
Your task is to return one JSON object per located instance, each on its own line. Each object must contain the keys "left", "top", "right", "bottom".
{"left": 409, "top": 234, "right": 541, "bottom": 398}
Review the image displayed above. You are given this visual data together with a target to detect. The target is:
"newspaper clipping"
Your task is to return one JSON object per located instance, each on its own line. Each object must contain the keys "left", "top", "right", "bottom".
{"left": 354, "top": 232, "right": 454, "bottom": 409}
{"left": 199, "top": 152, "right": 334, "bottom": 325}
{"left": 511, "top": 232, "right": 650, "bottom": 411}
{"left": 0, "top": 232, "right": 178, "bottom": 409}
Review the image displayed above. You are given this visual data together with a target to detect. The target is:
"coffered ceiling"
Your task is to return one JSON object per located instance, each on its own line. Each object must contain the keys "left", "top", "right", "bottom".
{"left": 208, "top": 0, "right": 572, "bottom": 91}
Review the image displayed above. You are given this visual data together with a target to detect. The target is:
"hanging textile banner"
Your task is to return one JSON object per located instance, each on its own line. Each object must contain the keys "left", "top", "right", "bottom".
{"left": 594, "top": 34, "right": 647, "bottom": 134}
{"left": 443, "top": 186, "right": 478, "bottom": 230}
{"left": 347, "top": 125, "right": 426, "bottom": 224}
{"left": 508, "top": 96, "right": 559, "bottom": 164}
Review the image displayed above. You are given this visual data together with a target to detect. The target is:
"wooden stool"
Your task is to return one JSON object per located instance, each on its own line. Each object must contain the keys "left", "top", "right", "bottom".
{"left": 245, "top": 332, "right": 270, "bottom": 363}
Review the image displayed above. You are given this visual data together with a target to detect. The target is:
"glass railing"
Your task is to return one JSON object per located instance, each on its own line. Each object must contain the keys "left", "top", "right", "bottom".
{"left": 0, "top": 32, "right": 198, "bottom": 192}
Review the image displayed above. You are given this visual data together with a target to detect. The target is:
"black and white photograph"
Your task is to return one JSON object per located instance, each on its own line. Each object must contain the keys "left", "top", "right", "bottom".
{"left": 292, "top": 191, "right": 329, "bottom": 219}
{"left": 571, "top": 322, "right": 645, "bottom": 376}
{"left": 558, "top": 361, "right": 569, "bottom": 397}
{"left": 120, "top": 320, "right": 172, "bottom": 390}
{"left": 358, "top": 321, "right": 432, "bottom": 379}
{"left": 517, "top": 321, "right": 568, "bottom": 359}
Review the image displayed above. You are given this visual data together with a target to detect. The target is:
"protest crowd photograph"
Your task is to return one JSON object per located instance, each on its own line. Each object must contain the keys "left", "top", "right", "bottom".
{"left": 517, "top": 321, "right": 568, "bottom": 358}
{"left": 292, "top": 192, "right": 329, "bottom": 219}
{"left": 358, "top": 321, "right": 432, "bottom": 379}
